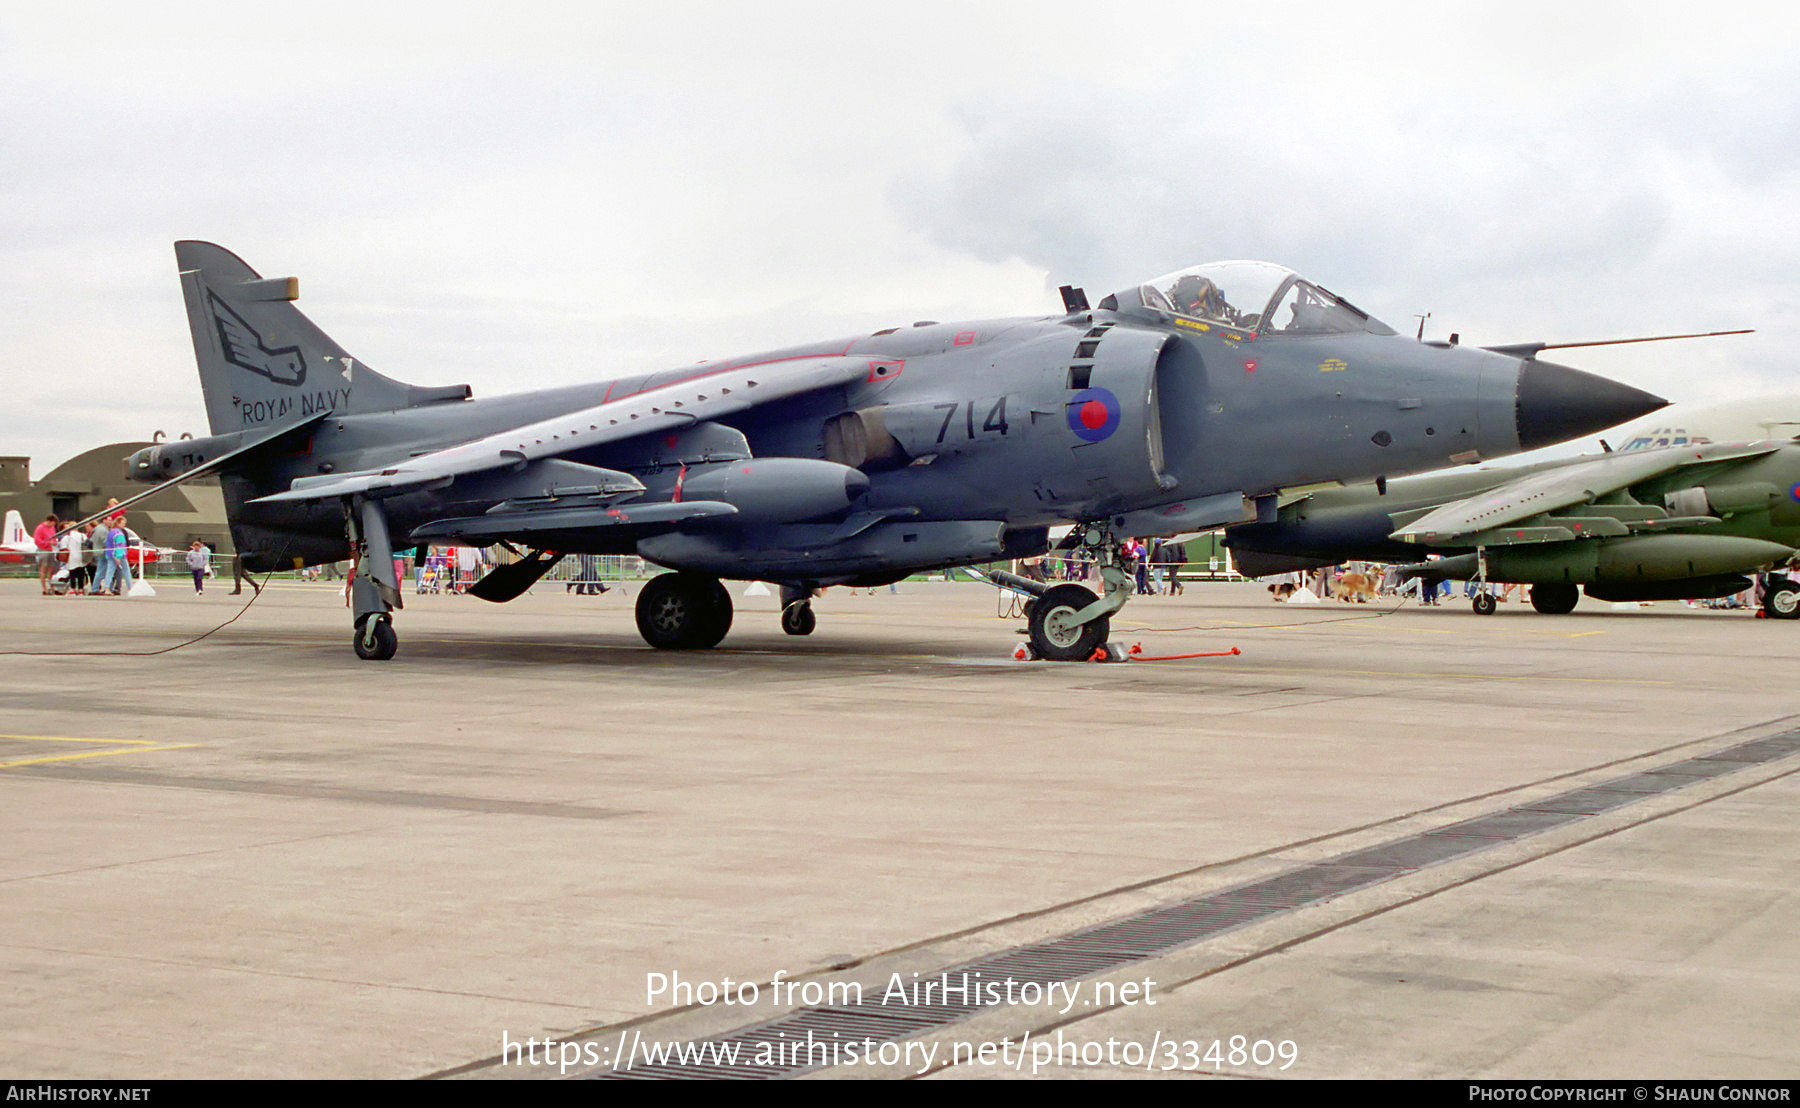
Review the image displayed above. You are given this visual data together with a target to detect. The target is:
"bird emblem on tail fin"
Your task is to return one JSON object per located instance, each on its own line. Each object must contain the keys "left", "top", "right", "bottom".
{"left": 208, "top": 292, "right": 306, "bottom": 387}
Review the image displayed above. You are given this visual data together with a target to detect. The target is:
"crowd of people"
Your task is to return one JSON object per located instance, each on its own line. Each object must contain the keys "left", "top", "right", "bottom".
{"left": 28, "top": 499, "right": 247, "bottom": 599}
{"left": 32, "top": 503, "right": 150, "bottom": 598}
{"left": 1266, "top": 562, "right": 1798, "bottom": 612}
{"left": 1265, "top": 563, "right": 1499, "bottom": 605}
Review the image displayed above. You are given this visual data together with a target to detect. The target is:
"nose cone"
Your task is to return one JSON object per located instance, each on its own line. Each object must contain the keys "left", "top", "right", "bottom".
{"left": 1515, "top": 359, "right": 1667, "bottom": 452}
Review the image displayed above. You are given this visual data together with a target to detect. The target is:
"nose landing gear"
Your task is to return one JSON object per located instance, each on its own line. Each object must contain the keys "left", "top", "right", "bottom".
{"left": 1028, "top": 583, "right": 1111, "bottom": 660}
{"left": 982, "top": 522, "right": 1137, "bottom": 661}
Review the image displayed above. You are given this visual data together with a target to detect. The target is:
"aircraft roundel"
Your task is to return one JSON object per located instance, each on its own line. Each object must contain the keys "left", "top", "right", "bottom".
{"left": 1067, "top": 387, "right": 1121, "bottom": 443}
{"left": 1790, "top": 482, "right": 1800, "bottom": 502}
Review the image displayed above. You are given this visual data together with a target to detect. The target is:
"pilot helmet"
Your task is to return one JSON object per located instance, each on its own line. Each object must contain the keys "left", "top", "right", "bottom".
{"left": 1170, "top": 274, "right": 1225, "bottom": 317}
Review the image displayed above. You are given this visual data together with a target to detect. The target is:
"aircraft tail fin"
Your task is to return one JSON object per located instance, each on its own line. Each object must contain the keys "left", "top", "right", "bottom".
{"left": 174, "top": 241, "right": 470, "bottom": 436}
{"left": 3, "top": 510, "right": 26, "bottom": 549}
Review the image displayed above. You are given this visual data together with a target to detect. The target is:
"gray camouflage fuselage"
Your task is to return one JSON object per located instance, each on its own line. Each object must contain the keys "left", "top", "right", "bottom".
{"left": 133, "top": 245, "right": 1665, "bottom": 591}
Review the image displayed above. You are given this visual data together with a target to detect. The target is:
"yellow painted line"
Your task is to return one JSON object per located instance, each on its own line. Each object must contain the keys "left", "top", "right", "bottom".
{"left": 0, "top": 733, "right": 159, "bottom": 746}
{"left": 0, "top": 732, "right": 200, "bottom": 770}
{"left": 0, "top": 744, "right": 199, "bottom": 770}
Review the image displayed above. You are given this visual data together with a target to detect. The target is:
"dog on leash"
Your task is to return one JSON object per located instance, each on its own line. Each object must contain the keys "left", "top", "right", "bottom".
{"left": 1336, "top": 570, "right": 1378, "bottom": 603}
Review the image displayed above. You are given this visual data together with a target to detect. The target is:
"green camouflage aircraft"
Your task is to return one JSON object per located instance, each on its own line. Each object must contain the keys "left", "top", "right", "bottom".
{"left": 1226, "top": 440, "right": 1800, "bottom": 617}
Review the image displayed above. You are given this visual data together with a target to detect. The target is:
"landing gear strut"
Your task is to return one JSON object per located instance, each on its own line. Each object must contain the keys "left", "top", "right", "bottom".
{"left": 1470, "top": 545, "right": 1497, "bottom": 615}
{"left": 635, "top": 572, "right": 733, "bottom": 649}
{"left": 779, "top": 584, "right": 817, "bottom": 636}
{"left": 346, "top": 496, "right": 403, "bottom": 661}
{"left": 1010, "top": 523, "right": 1135, "bottom": 661}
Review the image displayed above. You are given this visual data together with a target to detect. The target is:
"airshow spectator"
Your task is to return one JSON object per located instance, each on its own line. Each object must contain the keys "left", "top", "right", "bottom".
{"left": 231, "top": 553, "right": 262, "bottom": 596}
{"left": 187, "top": 540, "right": 210, "bottom": 595}
{"left": 88, "top": 523, "right": 107, "bottom": 593}
{"left": 33, "top": 515, "right": 58, "bottom": 595}
{"left": 90, "top": 523, "right": 116, "bottom": 596}
{"left": 1156, "top": 539, "right": 1187, "bottom": 595}
{"left": 1129, "top": 538, "right": 1152, "bottom": 595}
{"left": 63, "top": 522, "right": 89, "bottom": 594}
{"left": 105, "top": 519, "right": 134, "bottom": 597}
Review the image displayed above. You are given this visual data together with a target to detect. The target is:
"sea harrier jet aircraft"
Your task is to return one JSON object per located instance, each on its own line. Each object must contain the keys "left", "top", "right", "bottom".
{"left": 113, "top": 245, "right": 1664, "bottom": 659}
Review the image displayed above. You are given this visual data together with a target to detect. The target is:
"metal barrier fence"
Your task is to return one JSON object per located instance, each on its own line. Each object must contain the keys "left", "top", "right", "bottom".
{"left": 0, "top": 549, "right": 656, "bottom": 584}
{"left": 540, "top": 555, "right": 649, "bottom": 583}
{"left": 1013, "top": 554, "right": 1244, "bottom": 584}
{"left": 9, "top": 549, "right": 1246, "bottom": 586}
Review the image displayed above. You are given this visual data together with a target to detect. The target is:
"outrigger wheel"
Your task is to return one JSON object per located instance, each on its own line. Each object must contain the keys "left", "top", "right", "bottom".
{"left": 1472, "top": 592, "right": 1497, "bottom": 615}
{"left": 354, "top": 613, "right": 398, "bottom": 661}
{"left": 780, "top": 602, "right": 816, "bottom": 636}
{"left": 1027, "top": 583, "right": 1111, "bottom": 662}
{"left": 1764, "top": 580, "right": 1800, "bottom": 619}
{"left": 635, "top": 572, "right": 733, "bottom": 649}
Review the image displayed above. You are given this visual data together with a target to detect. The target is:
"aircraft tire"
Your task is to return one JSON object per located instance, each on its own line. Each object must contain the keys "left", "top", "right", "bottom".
{"left": 781, "top": 602, "right": 816, "bottom": 636}
{"left": 353, "top": 615, "right": 398, "bottom": 661}
{"left": 1763, "top": 581, "right": 1800, "bottom": 620}
{"left": 1529, "top": 583, "right": 1579, "bottom": 615}
{"left": 636, "top": 573, "right": 726, "bottom": 649}
{"left": 1028, "top": 583, "right": 1109, "bottom": 662}
{"left": 696, "top": 579, "right": 734, "bottom": 648}
{"left": 1472, "top": 593, "right": 1497, "bottom": 615}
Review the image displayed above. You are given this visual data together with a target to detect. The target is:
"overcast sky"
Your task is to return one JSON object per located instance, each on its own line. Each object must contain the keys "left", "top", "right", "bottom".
{"left": 5, "top": 1, "right": 1799, "bottom": 476}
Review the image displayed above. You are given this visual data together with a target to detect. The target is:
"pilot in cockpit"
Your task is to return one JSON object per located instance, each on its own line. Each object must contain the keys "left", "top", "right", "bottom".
{"left": 1169, "top": 274, "right": 1230, "bottom": 322}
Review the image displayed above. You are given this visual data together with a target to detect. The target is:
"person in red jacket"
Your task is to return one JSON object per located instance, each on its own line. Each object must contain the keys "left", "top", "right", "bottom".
{"left": 33, "top": 515, "right": 59, "bottom": 595}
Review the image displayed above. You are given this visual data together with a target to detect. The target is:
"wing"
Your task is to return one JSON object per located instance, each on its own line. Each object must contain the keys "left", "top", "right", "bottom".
{"left": 251, "top": 355, "right": 864, "bottom": 504}
{"left": 1391, "top": 442, "right": 1781, "bottom": 547}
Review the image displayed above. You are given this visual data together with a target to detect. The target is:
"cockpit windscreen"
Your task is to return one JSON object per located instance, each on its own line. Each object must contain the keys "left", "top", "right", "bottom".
{"left": 1139, "top": 261, "right": 1388, "bottom": 336}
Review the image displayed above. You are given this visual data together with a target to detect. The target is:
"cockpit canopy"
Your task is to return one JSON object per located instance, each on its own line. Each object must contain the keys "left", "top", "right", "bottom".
{"left": 1133, "top": 261, "right": 1393, "bottom": 336}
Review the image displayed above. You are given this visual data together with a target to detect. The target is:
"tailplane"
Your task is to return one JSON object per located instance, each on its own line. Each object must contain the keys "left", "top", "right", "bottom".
{"left": 175, "top": 241, "right": 469, "bottom": 436}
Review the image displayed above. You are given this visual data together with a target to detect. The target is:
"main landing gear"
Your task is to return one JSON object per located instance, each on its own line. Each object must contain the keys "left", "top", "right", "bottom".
{"left": 1529, "top": 582, "right": 1580, "bottom": 614}
{"left": 639, "top": 579, "right": 819, "bottom": 646}
{"left": 635, "top": 572, "right": 733, "bottom": 649}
